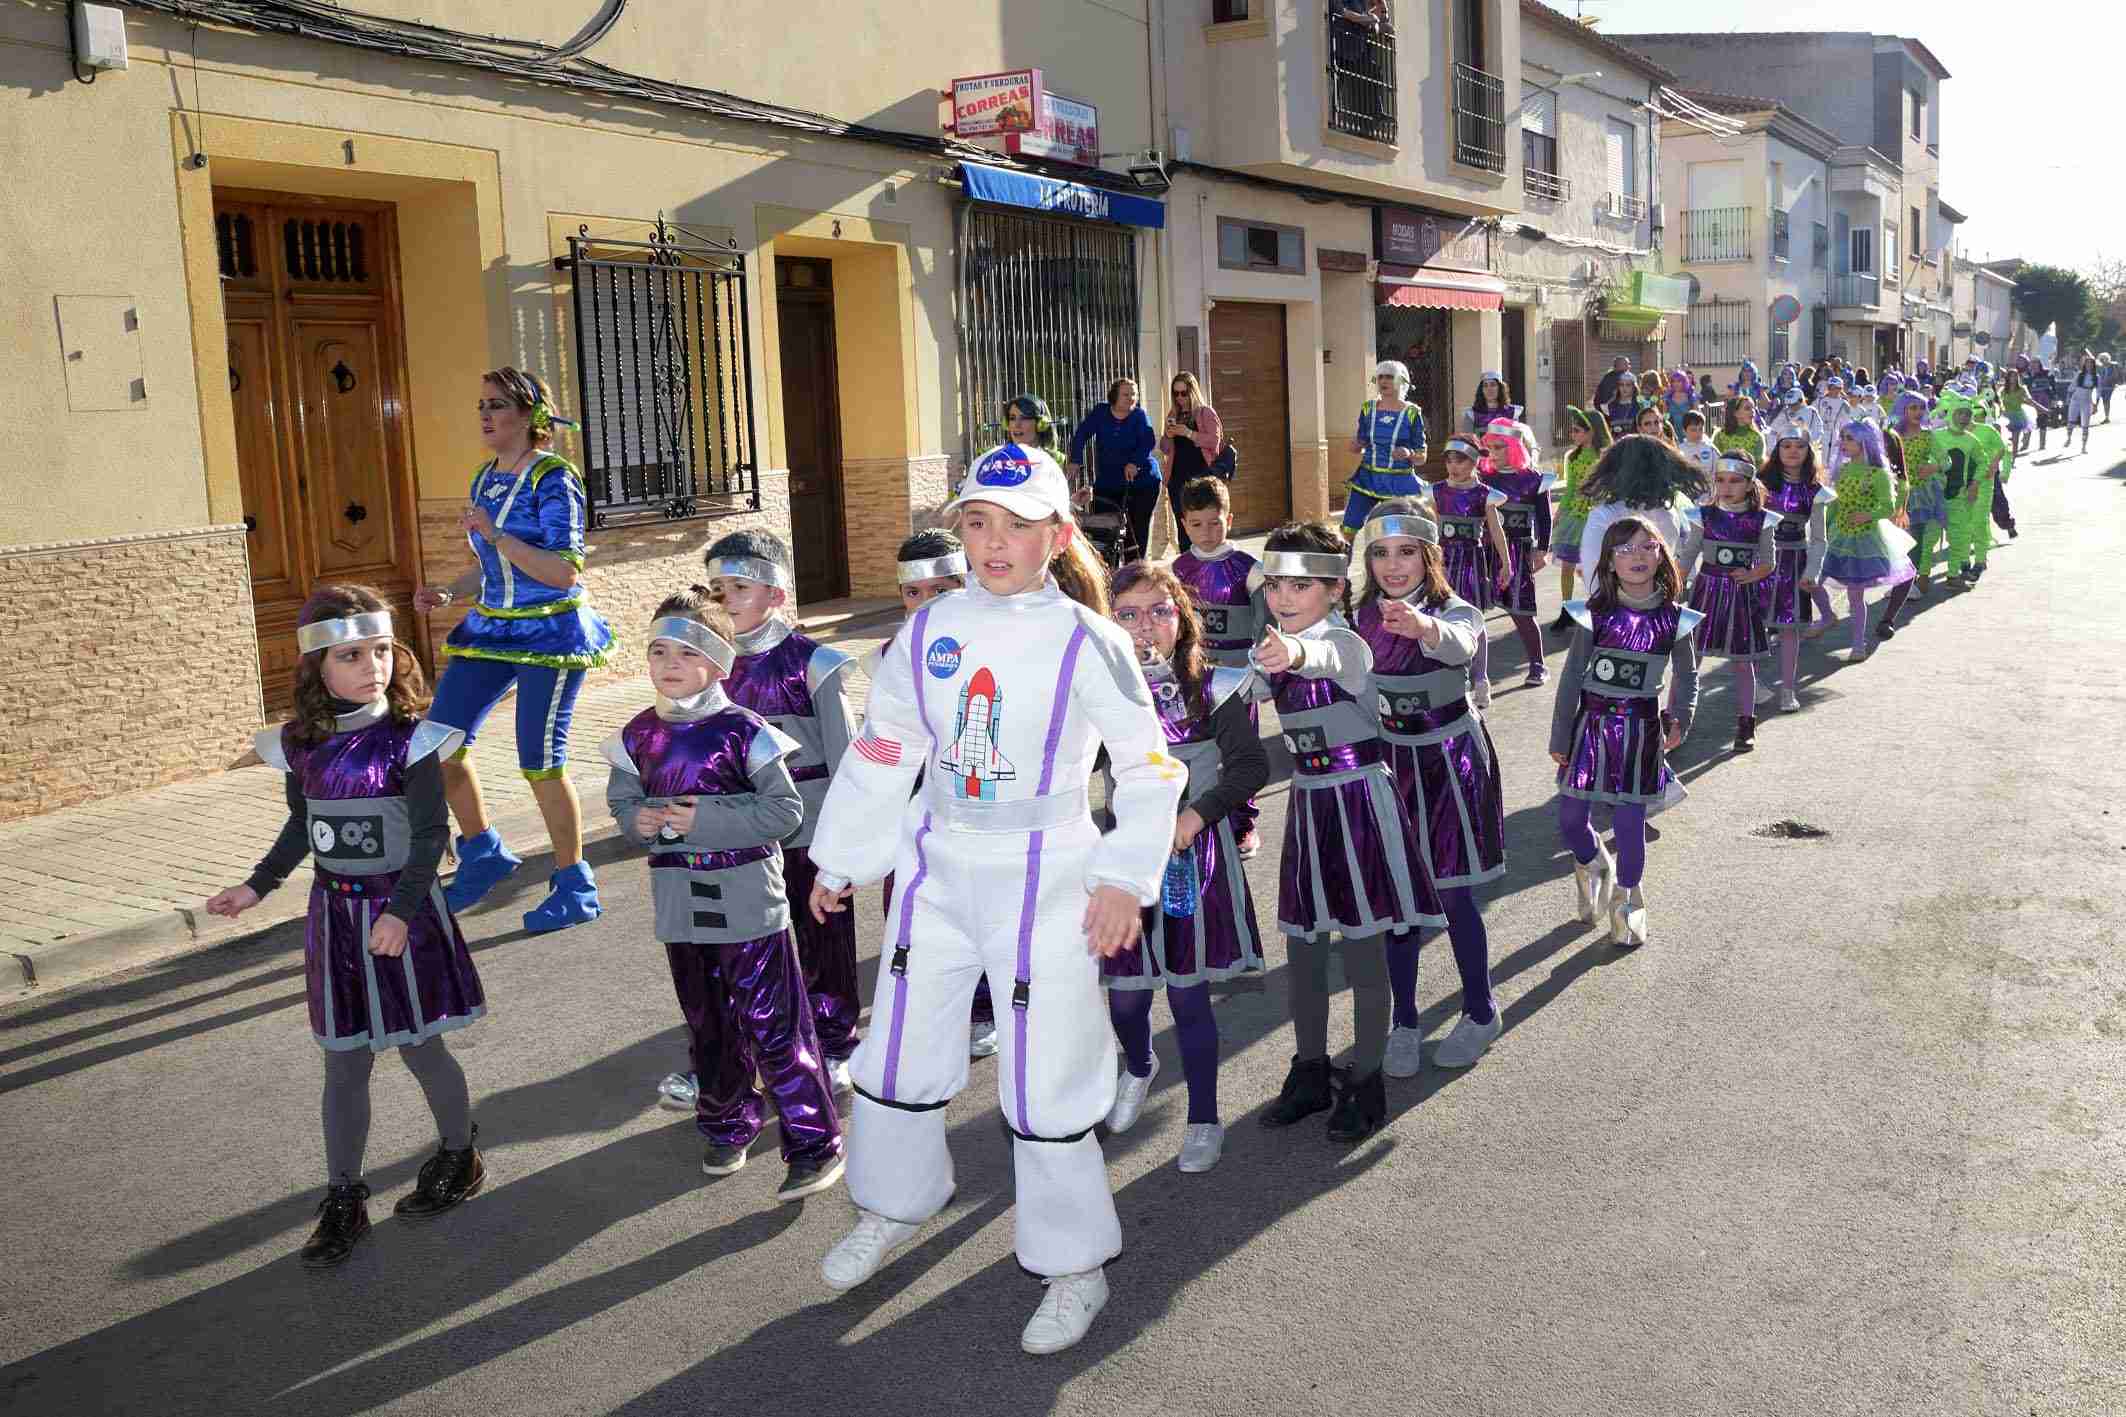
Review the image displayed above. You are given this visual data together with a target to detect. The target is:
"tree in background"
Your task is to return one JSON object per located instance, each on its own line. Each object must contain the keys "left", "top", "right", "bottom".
{"left": 2010, "top": 264, "right": 2103, "bottom": 356}
{"left": 2083, "top": 255, "right": 2126, "bottom": 350}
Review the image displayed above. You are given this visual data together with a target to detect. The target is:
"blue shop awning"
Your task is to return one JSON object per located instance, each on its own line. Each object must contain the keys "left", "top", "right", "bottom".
{"left": 957, "top": 161, "right": 1166, "bottom": 230}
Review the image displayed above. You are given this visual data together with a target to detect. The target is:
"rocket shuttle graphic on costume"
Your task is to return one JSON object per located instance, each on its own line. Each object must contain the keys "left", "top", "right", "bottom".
{"left": 936, "top": 665, "right": 1016, "bottom": 800}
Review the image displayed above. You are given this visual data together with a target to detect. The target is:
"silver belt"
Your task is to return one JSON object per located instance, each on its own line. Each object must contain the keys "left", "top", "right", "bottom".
{"left": 923, "top": 784, "right": 1091, "bottom": 835}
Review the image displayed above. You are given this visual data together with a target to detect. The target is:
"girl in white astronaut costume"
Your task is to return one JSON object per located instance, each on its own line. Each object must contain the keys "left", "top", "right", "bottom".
{"left": 806, "top": 443, "right": 1185, "bottom": 1356}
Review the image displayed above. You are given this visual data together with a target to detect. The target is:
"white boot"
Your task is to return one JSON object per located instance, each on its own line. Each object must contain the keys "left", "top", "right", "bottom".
{"left": 1610, "top": 885, "right": 1649, "bottom": 949}
{"left": 1571, "top": 841, "right": 1615, "bottom": 924}
{"left": 1021, "top": 1268, "right": 1110, "bottom": 1355}
{"left": 822, "top": 1208, "right": 921, "bottom": 1292}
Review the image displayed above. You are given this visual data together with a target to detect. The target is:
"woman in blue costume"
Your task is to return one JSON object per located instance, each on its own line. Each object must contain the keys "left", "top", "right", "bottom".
{"left": 1343, "top": 360, "right": 1429, "bottom": 533}
{"left": 414, "top": 367, "right": 615, "bottom": 932}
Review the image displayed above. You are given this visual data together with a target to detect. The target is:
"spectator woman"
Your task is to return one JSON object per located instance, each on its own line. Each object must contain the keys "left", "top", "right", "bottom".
{"left": 1159, "top": 372, "right": 1226, "bottom": 555}
{"left": 1068, "top": 378, "right": 1162, "bottom": 557}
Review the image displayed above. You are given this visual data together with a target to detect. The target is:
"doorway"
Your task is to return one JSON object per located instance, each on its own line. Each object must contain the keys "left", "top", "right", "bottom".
{"left": 1206, "top": 302, "right": 1292, "bottom": 533}
{"left": 1501, "top": 305, "right": 1527, "bottom": 412}
{"left": 775, "top": 257, "right": 849, "bottom": 603}
{"left": 216, "top": 191, "right": 421, "bottom": 712}
{"left": 1375, "top": 305, "right": 1453, "bottom": 475}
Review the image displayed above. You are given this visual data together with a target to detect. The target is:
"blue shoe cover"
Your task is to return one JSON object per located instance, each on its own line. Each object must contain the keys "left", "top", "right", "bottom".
{"left": 444, "top": 829, "right": 522, "bottom": 913}
{"left": 524, "top": 861, "right": 602, "bottom": 933}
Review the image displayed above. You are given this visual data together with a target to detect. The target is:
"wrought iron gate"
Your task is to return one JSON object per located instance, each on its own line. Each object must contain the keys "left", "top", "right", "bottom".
{"left": 560, "top": 218, "right": 758, "bottom": 527}
{"left": 958, "top": 206, "right": 1139, "bottom": 461}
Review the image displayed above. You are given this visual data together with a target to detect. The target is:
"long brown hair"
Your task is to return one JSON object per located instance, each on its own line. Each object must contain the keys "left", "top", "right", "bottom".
{"left": 1758, "top": 430, "right": 1822, "bottom": 491}
{"left": 1263, "top": 520, "right": 1352, "bottom": 619}
{"left": 1110, "top": 560, "right": 1209, "bottom": 719}
{"left": 1167, "top": 370, "right": 1207, "bottom": 427}
{"left": 1587, "top": 517, "right": 1683, "bottom": 612}
{"left": 1050, "top": 524, "right": 1111, "bottom": 617}
{"left": 290, "top": 584, "right": 429, "bottom": 747}
{"left": 1357, "top": 497, "right": 1452, "bottom": 611}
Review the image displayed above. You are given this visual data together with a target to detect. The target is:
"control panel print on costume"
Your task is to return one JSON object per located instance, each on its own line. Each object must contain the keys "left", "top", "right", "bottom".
{"left": 937, "top": 664, "right": 1017, "bottom": 800}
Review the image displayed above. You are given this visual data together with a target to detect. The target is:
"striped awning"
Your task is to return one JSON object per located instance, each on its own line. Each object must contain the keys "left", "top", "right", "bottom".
{"left": 1376, "top": 264, "right": 1506, "bottom": 311}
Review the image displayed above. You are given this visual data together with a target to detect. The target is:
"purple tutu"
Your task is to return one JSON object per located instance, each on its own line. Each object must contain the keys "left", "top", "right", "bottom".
{"left": 306, "top": 874, "right": 485, "bottom": 1051}
{"left": 1279, "top": 772, "right": 1444, "bottom": 938}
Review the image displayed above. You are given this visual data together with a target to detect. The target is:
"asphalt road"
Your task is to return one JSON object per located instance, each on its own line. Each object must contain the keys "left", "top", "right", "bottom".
{"left": 4, "top": 425, "right": 2123, "bottom": 1416}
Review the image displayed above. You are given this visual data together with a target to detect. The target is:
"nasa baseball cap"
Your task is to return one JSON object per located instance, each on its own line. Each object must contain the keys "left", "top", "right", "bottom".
{"left": 945, "top": 443, "right": 1075, "bottom": 524}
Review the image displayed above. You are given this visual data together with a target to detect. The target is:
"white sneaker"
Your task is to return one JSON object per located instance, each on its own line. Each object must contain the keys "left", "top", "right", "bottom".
{"left": 821, "top": 1208, "right": 921, "bottom": 1292}
{"left": 656, "top": 1071, "right": 698, "bottom": 1109}
{"left": 1021, "top": 1268, "right": 1110, "bottom": 1355}
{"left": 969, "top": 1018, "right": 999, "bottom": 1059}
{"left": 1177, "top": 1123, "right": 1224, "bottom": 1173}
{"left": 1753, "top": 678, "right": 1773, "bottom": 706}
{"left": 827, "top": 1057, "right": 853, "bottom": 1094}
{"left": 1432, "top": 1010, "right": 1502, "bottom": 1068}
{"left": 1105, "top": 1053, "right": 1159, "bottom": 1133}
{"left": 1383, "top": 1024, "right": 1427, "bottom": 1078}
{"left": 1571, "top": 841, "right": 1615, "bottom": 924}
{"left": 1801, "top": 616, "right": 1831, "bottom": 640}
{"left": 1778, "top": 687, "right": 1801, "bottom": 713}
{"left": 1472, "top": 679, "right": 1493, "bottom": 709}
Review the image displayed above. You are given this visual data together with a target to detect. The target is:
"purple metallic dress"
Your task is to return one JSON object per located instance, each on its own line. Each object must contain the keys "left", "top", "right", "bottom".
{"left": 1481, "top": 469, "right": 1556, "bottom": 616}
{"left": 269, "top": 716, "right": 485, "bottom": 1053}
{"left": 726, "top": 622, "right": 862, "bottom": 1061}
{"left": 1553, "top": 598, "right": 1703, "bottom": 806}
{"left": 613, "top": 702, "right": 840, "bottom": 1164}
{"left": 1172, "top": 544, "right": 1263, "bottom": 839}
{"left": 1431, "top": 480, "right": 1508, "bottom": 611}
{"left": 1760, "top": 476, "right": 1829, "bottom": 628}
{"left": 1355, "top": 598, "right": 1506, "bottom": 889}
{"left": 1254, "top": 622, "right": 1444, "bottom": 939}
{"left": 1102, "top": 665, "right": 1263, "bottom": 989}
{"left": 1690, "top": 504, "right": 1773, "bottom": 660}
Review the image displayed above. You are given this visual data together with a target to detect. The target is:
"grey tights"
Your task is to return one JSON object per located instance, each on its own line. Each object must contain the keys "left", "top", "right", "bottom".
{"left": 1288, "top": 932, "right": 1390, "bottom": 1076}
{"left": 322, "top": 1037, "right": 473, "bottom": 1184}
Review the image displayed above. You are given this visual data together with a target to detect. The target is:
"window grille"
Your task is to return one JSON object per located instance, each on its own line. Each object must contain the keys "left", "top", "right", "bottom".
{"left": 1685, "top": 297, "right": 1751, "bottom": 366}
{"left": 1453, "top": 62, "right": 1506, "bottom": 172}
{"left": 1327, "top": 7, "right": 1397, "bottom": 144}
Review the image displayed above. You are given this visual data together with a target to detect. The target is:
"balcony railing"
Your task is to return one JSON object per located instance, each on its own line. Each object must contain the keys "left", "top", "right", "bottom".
{"left": 1682, "top": 206, "right": 1753, "bottom": 263}
{"left": 1523, "top": 167, "right": 1570, "bottom": 202}
{"left": 1770, "top": 208, "right": 1791, "bottom": 262}
{"left": 1603, "top": 191, "right": 1648, "bottom": 221}
{"left": 1832, "top": 272, "right": 1880, "bottom": 307}
{"left": 1452, "top": 61, "right": 1506, "bottom": 173}
{"left": 1326, "top": 9, "right": 1397, "bottom": 145}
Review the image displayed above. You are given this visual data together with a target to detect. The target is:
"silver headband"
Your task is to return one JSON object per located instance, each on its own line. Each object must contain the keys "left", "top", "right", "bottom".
{"left": 1443, "top": 436, "right": 1482, "bottom": 459}
{"left": 649, "top": 616, "right": 736, "bottom": 672}
{"left": 1260, "top": 551, "right": 1350, "bottom": 579}
{"left": 705, "top": 555, "right": 793, "bottom": 592}
{"left": 1367, "top": 514, "right": 1439, "bottom": 546}
{"left": 1716, "top": 454, "right": 1758, "bottom": 477}
{"left": 297, "top": 611, "right": 395, "bottom": 654}
{"left": 896, "top": 552, "right": 968, "bottom": 586}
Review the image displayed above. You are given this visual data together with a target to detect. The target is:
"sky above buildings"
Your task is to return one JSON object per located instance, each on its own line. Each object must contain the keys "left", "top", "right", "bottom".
{"left": 1588, "top": 0, "right": 2121, "bottom": 272}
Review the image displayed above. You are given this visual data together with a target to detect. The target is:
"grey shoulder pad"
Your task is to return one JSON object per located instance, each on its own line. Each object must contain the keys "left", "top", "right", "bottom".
{"left": 1563, "top": 598, "right": 1595, "bottom": 633}
{"left": 406, "top": 720, "right": 466, "bottom": 766}
{"left": 1675, "top": 607, "right": 1707, "bottom": 636}
{"left": 1484, "top": 486, "right": 1509, "bottom": 507}
{"left": 601, "top": 729, "right": 640, "bottom": 778}
{"left": 1536, "top": 471, "right": 1560, "bottom": 495}
{"left": 748, "top": 722, "right": 802, "bottom": 776}
{"left": 253, "top": 726, "right": 290, "bottom": 773}
{"left": 1815, "top": 483, "right": 1838, "bottom": 505}
{"left": 1075, "top": 611, "right": 1153, "bottom": 708}
{"left": 806, "top": 643, "right": 856, "bottom": 697}
{"left": 1207, "top": 666, "right": 1251, "bottom": 712}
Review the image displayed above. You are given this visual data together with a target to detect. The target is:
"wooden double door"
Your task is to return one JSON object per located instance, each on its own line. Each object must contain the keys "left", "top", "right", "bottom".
{"left": 217, "top": 191, "right": 421, "bottom": 711}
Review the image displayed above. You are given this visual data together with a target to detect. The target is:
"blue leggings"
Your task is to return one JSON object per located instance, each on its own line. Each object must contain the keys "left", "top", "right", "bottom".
{"left": 428, "top": 657, "right": 588, "bottom": 778}
{"left": 1387, "top": 887, "right": 1495, "bottom": 1027}
{"left": 1558, "top": 797, "right": 1648, "bottom": 889}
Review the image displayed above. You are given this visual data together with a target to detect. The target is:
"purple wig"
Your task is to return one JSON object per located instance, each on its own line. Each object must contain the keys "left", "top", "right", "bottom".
{"left": 1889, "top": 392, "right": 1930, "bottom": 433}
{"left": 1842, "top": 416, "right": 1890, "bottom": 468}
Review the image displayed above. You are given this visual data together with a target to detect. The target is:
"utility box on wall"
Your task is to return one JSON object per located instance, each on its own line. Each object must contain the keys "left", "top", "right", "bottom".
{"left": 55, "top": 296, "right": 147, "bottom": 411}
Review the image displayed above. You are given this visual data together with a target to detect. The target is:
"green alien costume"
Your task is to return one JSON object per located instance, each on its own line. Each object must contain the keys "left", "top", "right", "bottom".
{"left": 1934, "top": 392, "right": 2005, "bottom": 579}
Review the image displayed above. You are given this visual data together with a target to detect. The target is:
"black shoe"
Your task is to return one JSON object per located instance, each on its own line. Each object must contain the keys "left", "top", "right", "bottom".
{"left": 776, "top": 1153, "right": 847, "bottom": 1202}
{"left": 702, "top": 1141, "right": 750, "bottom": 1176}
{"left": 1261, "top": 1055, "right": 1336, "bottom": 1128}
{"left": 394, "top": 1127, "right": 486, "bottom": 1220}
{"left": 1325, "top": 1068, "right": 1386, "bottom": 1143}
{"left": 1548, "top": 609, "right": 1574, "bottom": 633}
{"left": 1874, "top": 619, "right": 1895, "bottom": 640}
{"left": 1734, "top": 715, "right": 1756, "bottom": 753}
{"left": 301, "top": 1181, "right": 372, "bottom": 1268}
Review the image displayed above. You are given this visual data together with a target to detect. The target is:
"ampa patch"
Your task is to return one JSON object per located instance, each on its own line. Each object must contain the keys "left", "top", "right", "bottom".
{"left": 925, "top": 636, "right": 966, "bottom": 679}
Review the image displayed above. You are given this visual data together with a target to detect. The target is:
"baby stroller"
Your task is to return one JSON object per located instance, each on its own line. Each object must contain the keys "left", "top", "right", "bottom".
{"left": 1072, "top": 477, "right": 1140, "bottom": 569}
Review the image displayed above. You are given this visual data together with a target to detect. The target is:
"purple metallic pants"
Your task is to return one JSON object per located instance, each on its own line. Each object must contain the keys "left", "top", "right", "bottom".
{"left": 784, "top": 846, "right": 863, "bottom": 1060}
{"left": 665, "top": 932, "right": 841, "bottom": 1164}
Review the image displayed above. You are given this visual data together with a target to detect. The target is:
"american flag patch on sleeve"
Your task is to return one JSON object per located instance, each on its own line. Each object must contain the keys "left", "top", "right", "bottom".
{"left": 854, "top": 732, "right": 902, "bottom": 767}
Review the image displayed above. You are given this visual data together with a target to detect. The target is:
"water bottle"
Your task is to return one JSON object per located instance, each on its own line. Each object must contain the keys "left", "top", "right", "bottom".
{"left": 1161, "top": 847, "right": 1200, "bottom": 918}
